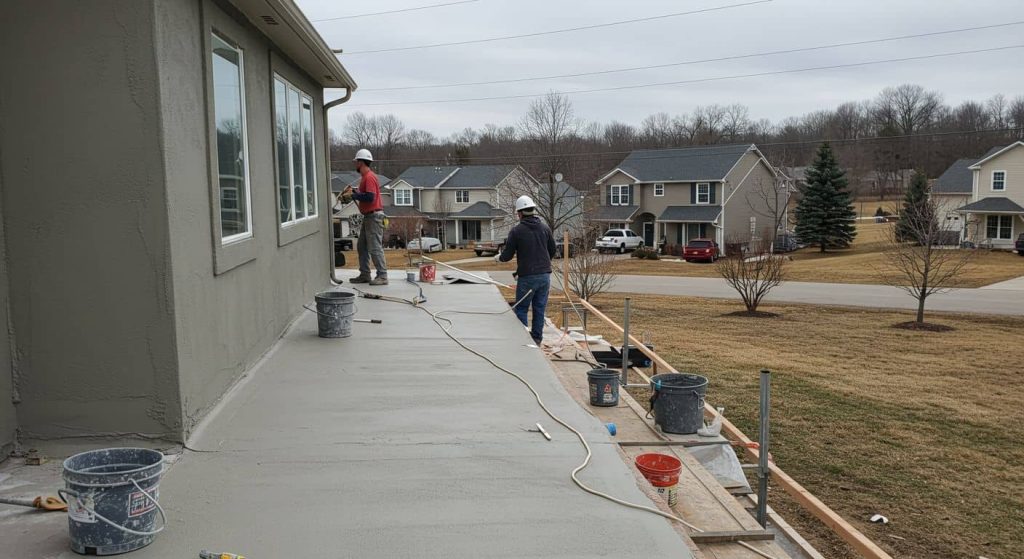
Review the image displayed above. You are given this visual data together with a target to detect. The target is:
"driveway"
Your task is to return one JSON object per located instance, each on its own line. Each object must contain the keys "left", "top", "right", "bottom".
{"left": 488, "top": 272, "right": 1024, "bottom": 317}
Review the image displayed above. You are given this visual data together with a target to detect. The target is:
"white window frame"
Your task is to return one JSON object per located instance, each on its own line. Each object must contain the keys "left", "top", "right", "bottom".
{"left": 211, "top": 32, "right": 253, "bottom": 245}
{"left": 393, "top": 187, "right": 413, "bottom": 206}
{"left": 992, "top": 170, "right": 1006, "bottom": 191}
{"left": 273, "top": 73, "right": 318, "bottom": 227}
{"left": 456, "top": 190, "right": 470, "bottom": 204}
{"left": 610, "top": 184, "right": 629, "bottom": 206}
{"left": 696, "top": 182, "right": 710, "bottom": 205}
{"left": 986, "top": 215, "right": 1012, "bottom": 240}
{"left": 654, "top": 183, "right": 665, "bottom": 197}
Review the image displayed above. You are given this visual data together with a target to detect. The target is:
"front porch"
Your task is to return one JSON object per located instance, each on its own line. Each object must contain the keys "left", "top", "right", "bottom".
{"left": 956, "top": 197, "right": 1024, "bottom": 249}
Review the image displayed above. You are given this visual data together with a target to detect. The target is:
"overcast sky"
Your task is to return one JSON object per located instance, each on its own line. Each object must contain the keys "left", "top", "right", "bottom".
{"left": 298, "top": 0, "right": 1024, "bottom": 138}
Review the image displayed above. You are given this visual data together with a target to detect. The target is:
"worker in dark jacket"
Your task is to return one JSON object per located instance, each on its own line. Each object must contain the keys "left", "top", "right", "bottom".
{"left": 497, "top": 195, "right": 556, "bottom": 345}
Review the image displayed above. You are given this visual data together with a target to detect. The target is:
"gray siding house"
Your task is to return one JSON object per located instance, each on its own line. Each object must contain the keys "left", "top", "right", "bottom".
{"left": 381, "top": 165, "right": 539, "bottom": 247}
{"left": 593, "top": 144, "right": 785, "bottom": 253}
{"left": 0, "top": 0, "right": 356, "bottom": 457}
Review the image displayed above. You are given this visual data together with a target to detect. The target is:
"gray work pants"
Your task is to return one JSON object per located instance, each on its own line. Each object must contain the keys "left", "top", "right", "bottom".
{"left": 357, "top": 212, "right": 387, "bottom": 278}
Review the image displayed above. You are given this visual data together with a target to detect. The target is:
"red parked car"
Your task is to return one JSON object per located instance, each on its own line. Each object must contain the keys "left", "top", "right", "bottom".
{"left": 683, "top": 239, "right": 720, "bottom": 262}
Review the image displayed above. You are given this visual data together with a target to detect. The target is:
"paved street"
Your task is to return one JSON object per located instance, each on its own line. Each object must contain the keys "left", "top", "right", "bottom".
{"left": 487, "top": 272, "right": 1024, "bottom": 316}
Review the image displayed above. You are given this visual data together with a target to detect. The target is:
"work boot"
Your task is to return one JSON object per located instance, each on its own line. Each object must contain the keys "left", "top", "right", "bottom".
{"left": 369, "top": 276, "right": 389, "bottom": 286}
{"left": 348, "top": 274, "right": 371, "bottom": 284}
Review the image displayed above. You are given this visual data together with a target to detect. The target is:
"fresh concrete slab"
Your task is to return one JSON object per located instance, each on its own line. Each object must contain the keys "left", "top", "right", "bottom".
{"left": 3, "top": 273, "right": 693, "bottom": 558}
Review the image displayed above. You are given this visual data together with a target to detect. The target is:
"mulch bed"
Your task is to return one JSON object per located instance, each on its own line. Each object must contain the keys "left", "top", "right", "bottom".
{"left": 722, "top": 310, "right": 779, "bottom": 318}
{"left": 892, "top": 321, "right": 955, "bottom": 332}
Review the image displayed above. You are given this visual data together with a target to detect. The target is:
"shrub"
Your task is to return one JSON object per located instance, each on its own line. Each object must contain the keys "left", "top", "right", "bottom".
{"left": 632, "top": 247, "right": 659, "bottom": 260}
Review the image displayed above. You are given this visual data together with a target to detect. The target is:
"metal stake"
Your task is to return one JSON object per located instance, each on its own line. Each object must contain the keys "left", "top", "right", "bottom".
{"left": 757, "top": 368, "right": 771, "bottom": 527}
{"left": 621, "top": 298, "right": 631, "bottom": 386}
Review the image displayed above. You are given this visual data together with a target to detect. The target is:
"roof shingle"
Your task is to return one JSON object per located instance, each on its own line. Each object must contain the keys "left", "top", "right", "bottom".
{"left": 932, "top": 158, "right": 975, "bottom": 194}
{"left": 613, "top": 144, "right": 752, "bottom": 183}
{"left": 657, "top": 205, "right": 723, "bottom": 222}
{"left": 955, "top": 197, "right": 1024, "bottom": 213}
{"left": 592, "top": 206, "right": 639, "bottom": 222}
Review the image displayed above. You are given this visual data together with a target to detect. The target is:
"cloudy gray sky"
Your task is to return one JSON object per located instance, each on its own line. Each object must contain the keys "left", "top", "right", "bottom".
{"left": 298, "top": 0, "right": 1024, "bottom": 138}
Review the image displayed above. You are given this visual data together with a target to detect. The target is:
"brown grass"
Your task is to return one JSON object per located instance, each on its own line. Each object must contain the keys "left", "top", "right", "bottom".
{"left": 556, "top": 294, "right": 1024, "bottom": 559}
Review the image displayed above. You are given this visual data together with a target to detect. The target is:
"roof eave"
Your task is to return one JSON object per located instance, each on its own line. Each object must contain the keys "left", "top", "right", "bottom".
{"left": 967, "top": 141, "right": 1024, "bottom": 169}
{"left": 230, "top": 0, "right": 357, "bottom": 90}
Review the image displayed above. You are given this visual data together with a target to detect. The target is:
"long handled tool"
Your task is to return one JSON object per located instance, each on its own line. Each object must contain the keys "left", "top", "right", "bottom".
{"left": 0, "top": 495, "right": 68, "bottom": 512}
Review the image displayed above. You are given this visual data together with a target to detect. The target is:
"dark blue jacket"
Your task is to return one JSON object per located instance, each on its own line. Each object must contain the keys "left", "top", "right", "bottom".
{"left": 498, "top": 215, "right": 556, "bottom": 277}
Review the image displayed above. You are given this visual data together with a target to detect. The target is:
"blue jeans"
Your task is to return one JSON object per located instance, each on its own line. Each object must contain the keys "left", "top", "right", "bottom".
{"left": 515, "top": 274, "right": 550, "bottom": 344}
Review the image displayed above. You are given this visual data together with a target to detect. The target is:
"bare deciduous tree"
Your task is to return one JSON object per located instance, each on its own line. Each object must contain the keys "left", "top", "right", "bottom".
{"left": 567, "top": 226, "right": 615, "bottom": 300}
{"left": 715, "top": 239, "right": 787, "bottom": 314}
{"left": 879, "top": 196, "right": 974, "bottom": 326}
{"left": 745, "top": 176, "right": 793, "bottom": 249}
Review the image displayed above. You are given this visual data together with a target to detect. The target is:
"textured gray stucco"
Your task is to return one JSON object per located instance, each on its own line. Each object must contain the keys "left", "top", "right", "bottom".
{"left": 0, "top": 169, "right": 15, "bottom": 459}
{"left": 0, "top": 1, "right": 183, "bottom": 443}
{"left": 156, "top": 0, "right": 331, "bottom": 437}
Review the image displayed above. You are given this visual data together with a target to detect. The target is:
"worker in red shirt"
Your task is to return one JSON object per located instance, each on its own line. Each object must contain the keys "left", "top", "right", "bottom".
{"left": 343, "top": 149, "right": 388, "bottom": 285}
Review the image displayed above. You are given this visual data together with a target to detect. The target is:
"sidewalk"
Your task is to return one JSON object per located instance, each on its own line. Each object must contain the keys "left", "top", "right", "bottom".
{"left": 3, "top": 274, "right": 694, "bottom": 558}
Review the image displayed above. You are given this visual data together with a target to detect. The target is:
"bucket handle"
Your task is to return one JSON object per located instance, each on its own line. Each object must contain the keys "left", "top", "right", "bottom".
{"left": 58, "top": 479, "right": 167, "bottom": 537}
{"left": 303, "top": 303, "right": 358, "bottom": 319}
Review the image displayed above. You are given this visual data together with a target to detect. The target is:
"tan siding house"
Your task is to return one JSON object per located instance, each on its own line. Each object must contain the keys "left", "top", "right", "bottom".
{"left": 593, "top": 144, "right": 786, "bottom": 254}
{"left": 955, "top": 142, "right": 1024, "bottom": 249}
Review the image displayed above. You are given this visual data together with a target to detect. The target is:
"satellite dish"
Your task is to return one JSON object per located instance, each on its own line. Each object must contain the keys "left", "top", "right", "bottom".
{"left": 554, "top": 173, "right": 564, "bottom": 183}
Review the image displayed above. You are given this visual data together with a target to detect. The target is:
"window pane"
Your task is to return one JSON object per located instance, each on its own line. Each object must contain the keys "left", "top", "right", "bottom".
{"left": 302, "top": 99, "right": 316, "bottom": 217}
{"left": 289, "top": 87, "right": 304, "bottom": 219}
{"left": 211, "top": 34, "right": 249, "bottom": 240}
{"left": 274, "top": 79, "right": 291, "bottom": 224}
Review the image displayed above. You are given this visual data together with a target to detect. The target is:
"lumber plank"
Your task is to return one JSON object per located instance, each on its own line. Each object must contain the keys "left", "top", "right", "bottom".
{"left": 689, "top": 530, "right": 775, "bottom": 544}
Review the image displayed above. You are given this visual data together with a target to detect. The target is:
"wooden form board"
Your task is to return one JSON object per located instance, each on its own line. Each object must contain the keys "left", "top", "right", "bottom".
{"left": 576, "top": 298, "right": 894, "bottom": 559}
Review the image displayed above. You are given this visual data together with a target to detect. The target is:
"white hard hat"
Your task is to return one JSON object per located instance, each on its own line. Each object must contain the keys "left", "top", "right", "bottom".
{"left": 353, "top": 148, "right": 373, "bottom": 162}
{"left": 515, "top": 195, "right": 537, "bottom": 212}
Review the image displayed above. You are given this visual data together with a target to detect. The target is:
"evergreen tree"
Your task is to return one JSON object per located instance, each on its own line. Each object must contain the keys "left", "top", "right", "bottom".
{"left": 794, "top": 143, "right": 857, "bottom": 252}
{"left": 896, "top": 171, "right": 932, "bottom": 242}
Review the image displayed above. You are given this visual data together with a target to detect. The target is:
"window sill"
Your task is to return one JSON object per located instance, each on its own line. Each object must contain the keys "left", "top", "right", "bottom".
{"left": 278, "top": 215, "right": 321, "bottom": 247}
{"left": 214, "top": 235, "right": 257, "bottom": 275}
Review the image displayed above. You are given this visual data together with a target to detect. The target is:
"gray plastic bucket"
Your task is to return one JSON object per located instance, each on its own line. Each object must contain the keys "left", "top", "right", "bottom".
{"left": 650, "top": 373, "right": 708, "bottom": 434}
{"left": 587, "top": 368, "right": 620, "bottom": 407}
{"left": 59, "top": 448, "right": 166, "bottom": 556}
{"left": 315, "top": 290, "right": 356, "bottom": 338}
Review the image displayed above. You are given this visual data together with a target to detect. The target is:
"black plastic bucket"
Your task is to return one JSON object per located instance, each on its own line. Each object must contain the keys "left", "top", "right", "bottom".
{"left": 314, "top": 291, "right": 356, "bottom": 338}
{"left": 649, "top": 373, "right": 708, "bottom": 434}
{"left": 60, "top": 448, "right": 166, "bottom": 555}
{"left": 587, "top": 368, "right": 620, "bottom": 407}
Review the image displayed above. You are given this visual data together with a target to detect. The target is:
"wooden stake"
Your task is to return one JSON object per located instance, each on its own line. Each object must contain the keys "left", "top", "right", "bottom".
{"left": 562, "top": 230, "right": 570, "bottom": 296}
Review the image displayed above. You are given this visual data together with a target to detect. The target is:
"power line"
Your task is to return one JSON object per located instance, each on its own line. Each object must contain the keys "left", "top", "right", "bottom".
{"left": 346, "top": 44, "right": 1024, "bottom": 107}
{"left": 360, "top": 21, "right": 1024, "bottom": 91}
{"left": 343, "top": 0, "right": 772, "bottom": 54}
{"left": 345, "top": 127, "right": 1024, "bottom": 166}
{"left": 311, "top": 0, "right": 480, "bottom": 22}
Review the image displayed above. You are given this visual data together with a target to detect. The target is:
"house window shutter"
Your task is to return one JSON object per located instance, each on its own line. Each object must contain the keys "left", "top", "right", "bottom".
{"left": 690, "top": 183, "right": 697, "bottom": 204}
{"left": 628, "top": 185, "right": 635, "bottom": 206}
{"left": 710, "top": 183, "right": 717, "bottom": 204}
{"left": 607, "top": 187, "right": 612, "bottom": 206}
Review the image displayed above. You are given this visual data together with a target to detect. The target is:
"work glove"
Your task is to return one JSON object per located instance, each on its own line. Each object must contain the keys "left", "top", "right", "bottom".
{"left": 341, "top": 193, "right": 353, "bottom": 204}
{"left": 493, "top": 254, "right": 502, "bottom": 263}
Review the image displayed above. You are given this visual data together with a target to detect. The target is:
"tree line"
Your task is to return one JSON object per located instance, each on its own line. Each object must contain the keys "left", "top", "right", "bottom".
{"left": 330, "top": 84, "right": 1024, "bottom": 197}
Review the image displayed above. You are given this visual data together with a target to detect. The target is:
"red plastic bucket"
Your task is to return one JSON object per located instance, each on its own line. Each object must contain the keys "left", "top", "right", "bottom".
{"left": 419, "top": 263, "right": 436, "bottom": 283}
{"left": 635, "top": 453, "right": 682, "bottom": 487}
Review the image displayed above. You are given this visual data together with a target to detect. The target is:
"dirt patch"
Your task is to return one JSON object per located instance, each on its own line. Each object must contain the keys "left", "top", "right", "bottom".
{"left": 892, "top": 321, "right": 955, "bottom": 332}
{"left": 722, "top": 310, "right": 779, "bottom": 318}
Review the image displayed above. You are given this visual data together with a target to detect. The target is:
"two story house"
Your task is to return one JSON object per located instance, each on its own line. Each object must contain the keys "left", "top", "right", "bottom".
{"left": 951, "top": 141, "right": 1024, "bottom": 249}
{"left": 385, "top": 165, "right": 537, "bottom": 247}
{"left": 593, "top": 144, "right": 785, "bottom": 253}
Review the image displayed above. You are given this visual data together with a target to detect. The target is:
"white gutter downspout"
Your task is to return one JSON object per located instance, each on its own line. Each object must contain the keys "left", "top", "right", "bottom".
{"left": 325, "top": 88, "right": 353, "bottom": 285}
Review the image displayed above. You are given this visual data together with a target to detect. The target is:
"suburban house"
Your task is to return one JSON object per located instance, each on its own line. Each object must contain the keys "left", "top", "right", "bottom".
{"left": 947, "top": 141, "right": 1024, "bottom": 249}
{"left": 593, "top": 144, "right": 786, "bottom": 252}
{"left": 0, "top": 0, "right": 356, "bottom": 456}
{"left": 931, "top": 157, "right": 975, "bottom": 243}
{"left": 373, "top": 165, "right": 539, "bottom": 247}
